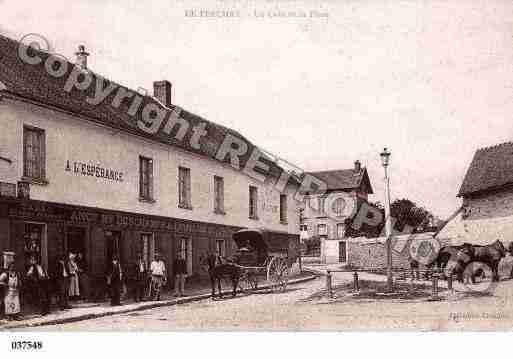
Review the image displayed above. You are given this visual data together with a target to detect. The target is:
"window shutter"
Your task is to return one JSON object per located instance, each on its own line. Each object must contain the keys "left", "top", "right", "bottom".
{"left": 23, "top": 129, "right": 28, "bottom": 177}
{"left": 139, "top": 157, "right": 143, "bottom": 197}
{"left": 186, "top": 169, "right": 191, "bottom": 206}
{"left": 40, "top": 130, "right": 46, "bottom": 180}
{"left": 220, "top": 179, "right": 224, "bottom": 212}
{"left": 149, "top": 159, "right": 154, "bottom": 199}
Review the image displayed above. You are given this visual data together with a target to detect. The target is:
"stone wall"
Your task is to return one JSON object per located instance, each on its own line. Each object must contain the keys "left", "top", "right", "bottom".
{"left": 346, "top": 233, "right": 437, "bottom": 269}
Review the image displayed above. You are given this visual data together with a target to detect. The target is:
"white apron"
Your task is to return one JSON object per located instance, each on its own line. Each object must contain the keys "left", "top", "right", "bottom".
{"left": 4, "top": 273, "right": 21, "bottom": 315}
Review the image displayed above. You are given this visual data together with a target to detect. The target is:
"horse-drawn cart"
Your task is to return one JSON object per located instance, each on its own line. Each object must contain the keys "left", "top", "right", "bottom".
{"left": 232, "top": 228, "right": 291, "bottom": 292}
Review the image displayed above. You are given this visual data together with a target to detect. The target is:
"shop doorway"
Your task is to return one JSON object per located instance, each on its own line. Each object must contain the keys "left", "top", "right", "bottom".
{"left": 105, "top": 230, "right": 122, "bottom": 264}
{"left": 23, "top": 222, "right": 47, "bottom": 270}
{"left": 178, "top": 236, "right": 193, "bottom": 275}
{"left": 67, "top": 227, "right": 86, "bottom": 258}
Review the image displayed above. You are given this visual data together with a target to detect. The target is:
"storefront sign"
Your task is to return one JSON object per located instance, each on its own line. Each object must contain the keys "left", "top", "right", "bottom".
{"left": 65, "top": 160, "right": 124, "bottom": 182}
{"left": 6, "top": 201, "right": 234, "bottom": 237}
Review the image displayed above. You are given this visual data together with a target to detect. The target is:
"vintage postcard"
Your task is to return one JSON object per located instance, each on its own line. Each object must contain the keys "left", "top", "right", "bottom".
{"left": 1, "top": 0, "right": 513, "bottom": 343}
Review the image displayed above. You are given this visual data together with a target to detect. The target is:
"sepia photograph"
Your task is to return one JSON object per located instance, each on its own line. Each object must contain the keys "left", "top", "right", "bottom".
{"left": 1, "top": 0, "right": 513, "bottom": 352}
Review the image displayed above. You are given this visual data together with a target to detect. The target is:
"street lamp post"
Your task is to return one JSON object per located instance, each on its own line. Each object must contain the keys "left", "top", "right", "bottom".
{"left": 380, "top": 147, "right": 393, "bottom": 292}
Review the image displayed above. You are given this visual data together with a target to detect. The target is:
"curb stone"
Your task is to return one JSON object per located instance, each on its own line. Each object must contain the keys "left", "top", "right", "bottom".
{"left": 1, "top": 274, "right": 318, "bottom": 330}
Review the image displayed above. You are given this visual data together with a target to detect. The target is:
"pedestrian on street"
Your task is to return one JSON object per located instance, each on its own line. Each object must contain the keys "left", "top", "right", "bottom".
{"left": 150, "top": 253, "right": 166, "bottom": 301}
{"left": 26, "top": 256, "right": 50, "bottom": 316}
{"left": 133, "top": 254, "right": 147, "bottom": 302}
{"left": 107, "top": 256, "right": 123, "bottom": 306}
{"left": 0, "top": 262, "right": 22, "bottom": 321}
{"left": 173, "top": 252, "right": 187, "bottom": 297}
{"left": 68, "top": 253, "right": 80, "bottom": 300}
{"left": 77, "top": 252, "right": 89, "bottom": 301}
{"left": 53, "top": 255, "right": 71, "bottom": 310}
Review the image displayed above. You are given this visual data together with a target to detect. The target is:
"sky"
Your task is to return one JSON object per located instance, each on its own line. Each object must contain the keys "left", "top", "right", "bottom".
{"left": 2, "top": 0, "right": 513, "bottom": 218}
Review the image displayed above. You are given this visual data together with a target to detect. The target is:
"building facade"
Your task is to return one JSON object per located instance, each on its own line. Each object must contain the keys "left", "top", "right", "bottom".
{"left": 0, "top": 34, "right": 300, "bottom": 289}
{"left": 437, "top": 142, "right": 513, "bottom": 246}
{"left": 301, "top": 161, "right": 374, "bottom": 263}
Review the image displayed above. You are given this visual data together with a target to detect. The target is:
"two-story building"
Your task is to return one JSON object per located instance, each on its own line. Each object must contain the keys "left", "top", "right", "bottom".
{"left": 0, "top": 34, "right": 300, "bottom": 290}
{"left": 436, "top": 141, "right": 513, "bottom": 246}
{"left": 302, "top": 160, "right": 374, "bottom": 263}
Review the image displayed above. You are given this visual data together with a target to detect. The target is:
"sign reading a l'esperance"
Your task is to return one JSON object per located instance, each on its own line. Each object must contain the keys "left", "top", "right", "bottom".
{"left": 65, "top": 160, "right": 124, "bottom": 182}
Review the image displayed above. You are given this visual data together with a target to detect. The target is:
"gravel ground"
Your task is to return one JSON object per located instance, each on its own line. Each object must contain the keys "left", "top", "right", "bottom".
{"left": 28, "top": 271, "right": 513, "bottom": 331}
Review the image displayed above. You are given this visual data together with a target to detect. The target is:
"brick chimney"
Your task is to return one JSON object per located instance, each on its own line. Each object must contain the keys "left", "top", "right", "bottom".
{"left": 75, "top": 45, "right": 89, "bottom": 69}
{"left": 153, "top": 80, "right": 172, "bottom": 107}
{"left": 354, "top": 160, "right": 362, "bottom": 172}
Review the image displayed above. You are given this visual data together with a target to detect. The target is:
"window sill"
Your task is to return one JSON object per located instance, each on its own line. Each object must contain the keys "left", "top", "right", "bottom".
{"left": 21, "top": 177, "right": 49, "bottom": 186}
{"left": 214, "top": 209, "right": 226, "bottom": 215}
{"left": 249, "top": 215, "right": 259, "bottom": 221}
{"left": 178, "top": 204, "right": 193, "bottom": 210}
{"left": 139, "top": 197, "right": 156, "bottom": 204}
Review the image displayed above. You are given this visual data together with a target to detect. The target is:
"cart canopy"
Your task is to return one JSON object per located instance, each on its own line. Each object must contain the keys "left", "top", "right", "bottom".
{"left": 232, "top": 228, "right": 290, "bottom": 255}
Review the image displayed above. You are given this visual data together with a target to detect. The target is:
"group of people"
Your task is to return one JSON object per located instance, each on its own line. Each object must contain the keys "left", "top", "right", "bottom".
{"left": 127, "top": 252, "right": 188, "bottom": 305}
{"left": 106, "top": 252, "right": 188, "bottom": 306}
{"left": 0, "top": 252, "right": 88, "bottom": 321}
{"left": 0, "top": 251, "right": 190, "bottom": 320}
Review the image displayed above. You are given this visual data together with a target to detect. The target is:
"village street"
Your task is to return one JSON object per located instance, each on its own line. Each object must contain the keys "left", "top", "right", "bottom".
{"left": 26, "top": 269, "right": 513, "bottom": 331}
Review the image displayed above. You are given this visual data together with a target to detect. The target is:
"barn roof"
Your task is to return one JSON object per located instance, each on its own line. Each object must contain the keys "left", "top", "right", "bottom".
{"left": 458, "top": 142, "right": 513, "bottom": 197}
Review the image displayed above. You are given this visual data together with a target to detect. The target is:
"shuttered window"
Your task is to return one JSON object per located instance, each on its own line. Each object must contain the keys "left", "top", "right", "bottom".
{"left": 23, "top": 126, "right": 46, "bottom": 181}
{"left": 178, "top": 167, "right": 191, "bottom": 208}
{"left": 214, "top": 176, "right": 224, "bottom": 213}
{"left": 139, "top": 156, "right": 153, "bottom": 200}
{"left": 249, "top": 186, "right": 258, "bottom": 219}
{"left": 280, "top": 194, "right": 287, "bottom": 223}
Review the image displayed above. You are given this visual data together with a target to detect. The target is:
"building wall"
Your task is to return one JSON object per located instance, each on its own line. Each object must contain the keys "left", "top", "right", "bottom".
{"left": 0, "top": 98, "right": 299, "bottom": 234}
{"left": 437, "top": 188, "right": 513, "bottom": 246}
{"left": 346, "top": 234, "right": 437, "bottom": 269}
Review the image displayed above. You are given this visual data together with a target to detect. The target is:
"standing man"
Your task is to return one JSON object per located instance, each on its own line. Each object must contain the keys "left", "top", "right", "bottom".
{"left": 173, "top": 252, "right": 187, "bottom": 297}
{"left": 53, "top": 255, "right": 71, "bottom": 310}
{"left": 133, "top": 254, "right": 147, "bottom": 302}
{"left": 26, "top": 256, "right": 50, "bottom": 316}
{"left": 149, "top": 253, "right": 166, "bottom": 301}
{"left": 107, "top": 255, "right": 123, "bottom": 306}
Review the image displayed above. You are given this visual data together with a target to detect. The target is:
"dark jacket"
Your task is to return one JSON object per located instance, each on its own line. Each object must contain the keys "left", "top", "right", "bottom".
{"left": 52, "top": 260, "right": 70, "bottom": 280}
{"left": 132, "top": 260, "right": 147, "bottom": 281}
{"left": 107, "top": 261, "right": 123, "bottom": 286}
{"left": 174, "top": 258, "right": 187, "bottom": 275}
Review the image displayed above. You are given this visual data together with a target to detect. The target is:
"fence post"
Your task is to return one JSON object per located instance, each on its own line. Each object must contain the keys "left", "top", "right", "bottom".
{"left": 326, "top": 270, "right": 333, "bottom": 298}
{"left": 447, "top": 273, "right": 453, "bottom": 291}
{"left": 429, "top": 272, "right": 440, "bottom": 301}
{"left": 353, "top": 271, "right": 359, "bottom": 292}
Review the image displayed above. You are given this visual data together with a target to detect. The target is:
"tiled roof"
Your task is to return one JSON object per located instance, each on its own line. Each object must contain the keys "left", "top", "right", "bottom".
{"left": 0, "top": 34, "right": 285, "bottom": 179}
{"left": 306, "top": 168, "right": 373, "bottom": 193}
{"left": 458, "top": 141, "right": 513, "bottom": 197}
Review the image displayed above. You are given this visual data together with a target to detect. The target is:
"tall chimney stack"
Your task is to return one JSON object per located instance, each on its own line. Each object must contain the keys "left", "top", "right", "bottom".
{"left": 153, "top": 80, "right": 172, "bottom": 107}
{"left": 75, "top": 45, "right": 89, "bottom": 69}
{"left": 354, "top": 160, "right": 362, "bottom": 172}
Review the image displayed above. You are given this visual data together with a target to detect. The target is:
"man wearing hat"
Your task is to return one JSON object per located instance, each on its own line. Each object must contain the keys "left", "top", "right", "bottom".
{"left": 106, "top": 255, "right": 123, "bottom": 306}
{"left": 149, "top": 253, "right": 166, "bottom": 301}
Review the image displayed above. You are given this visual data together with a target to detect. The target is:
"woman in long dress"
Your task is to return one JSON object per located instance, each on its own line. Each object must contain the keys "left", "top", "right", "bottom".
{"left": 68, "top": 253, "right": 80, "bottom": 299}
{"left": 0, "top": 263, "right": 21, "bottom": 320}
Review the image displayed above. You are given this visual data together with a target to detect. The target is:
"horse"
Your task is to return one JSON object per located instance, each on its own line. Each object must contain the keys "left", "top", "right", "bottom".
{"left": 426, "top": 243, "right": 474, "bottom": 282}
{"left": 465, "top": 240, "right": 507, "bottom": 282}
{"left": 202, "top": 254, "right": 241, "bottom": 299}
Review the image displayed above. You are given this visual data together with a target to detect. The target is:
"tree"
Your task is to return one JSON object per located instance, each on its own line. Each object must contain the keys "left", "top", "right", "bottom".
{"left": 389, "top": 198, "right": 432, "bottom": 233}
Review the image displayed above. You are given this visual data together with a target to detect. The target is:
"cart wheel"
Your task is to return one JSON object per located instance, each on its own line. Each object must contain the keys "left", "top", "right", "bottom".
{"left": 239, "top": 271, "right": 258, "bottom": 293}
{"left": 267, "top": 257, "right": 289, "bottom": 292}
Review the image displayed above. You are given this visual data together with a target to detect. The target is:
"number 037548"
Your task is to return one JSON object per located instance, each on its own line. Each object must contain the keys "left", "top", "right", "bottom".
{"left": 11, "top": 341, "right": 43, "bottom": 350}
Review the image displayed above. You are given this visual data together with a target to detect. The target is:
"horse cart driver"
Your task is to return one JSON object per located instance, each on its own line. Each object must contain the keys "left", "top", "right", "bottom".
{"left": 231, "top": 245, "right": 256, "bottom": 267}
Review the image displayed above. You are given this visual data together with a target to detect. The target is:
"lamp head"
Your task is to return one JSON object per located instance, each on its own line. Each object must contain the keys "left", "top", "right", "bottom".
{"left": 380, "top": 147, "right": 391, "bottom": 167}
